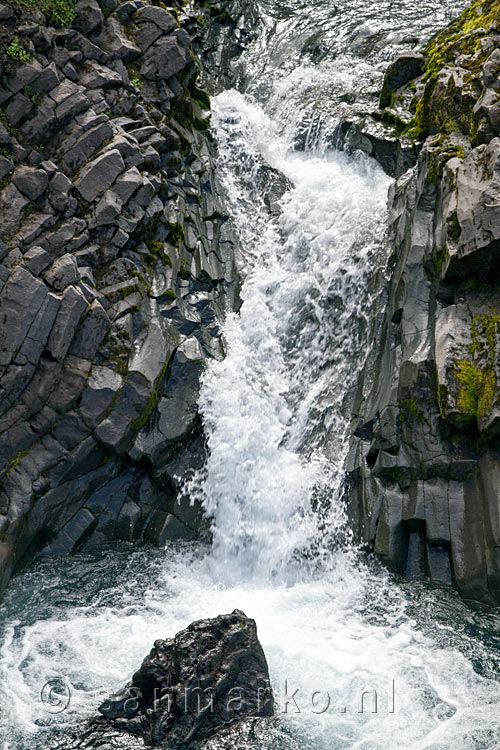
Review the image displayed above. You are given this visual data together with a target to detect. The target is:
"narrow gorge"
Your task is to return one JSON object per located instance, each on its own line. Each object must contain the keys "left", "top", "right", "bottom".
{"left": 0, "top": 0, "right": 498, "bottom": 748}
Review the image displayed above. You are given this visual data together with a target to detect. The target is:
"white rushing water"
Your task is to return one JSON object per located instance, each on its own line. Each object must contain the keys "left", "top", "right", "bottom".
{"left": 1, "top": 1, "right": 500, "bottom": 748}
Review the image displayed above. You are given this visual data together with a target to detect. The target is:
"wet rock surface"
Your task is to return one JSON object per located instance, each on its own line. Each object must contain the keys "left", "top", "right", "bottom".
{"left": 55, "top": 610, "right": 274, "bottom": 749}
{"left": 346, "top": 1, "right": 500, "bottom": 607}
{"left": 0, "top": 0, "right": 260, "bottom": 597}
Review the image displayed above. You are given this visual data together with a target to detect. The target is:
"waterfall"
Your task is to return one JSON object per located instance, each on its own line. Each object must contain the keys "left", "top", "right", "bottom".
{"left": 0, "top": 0, "right": 499, "bottom": 748}
{"left": 190, "top": 89, "right": 390, "bottom": 584}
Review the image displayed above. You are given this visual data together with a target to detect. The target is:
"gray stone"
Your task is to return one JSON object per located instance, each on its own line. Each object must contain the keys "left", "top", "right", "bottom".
{"left": 0, "top": 122, "right": 11, "bottom": 146}
{"left": 140, "top": 37, "right": 190, "bottom": 81}
{"left": 46, "top": 286, "right": 89, "bottom": 362}
{"left": 114, "top": 0, "right": 140, "bottom": 23}
{"left": 93, "top": 17, "right": 141, "bottom": 61}
{"left": 134, "top": 22, "right": 163, "bottom": 52}
{"left": 17, "top": 292, "right": 60, "bottom": 365}
{"left": 97, "top": 611, "right": 273, "bottom": 746}
{"left": 75, "top": 149, "right": 125, "bottom": 202}
{"left": 145, "top": 509, "right": 195, "bottom": 545}
{"left": 55, "top": 90, "right": 90, "bottom": 123}
{"left": 42, "top": 509, "right": 97, "bottom": 555}
{"left": 134, "top": 5, "right": 177, "bottom": 32}
{"left": 5, "top": 93, "right": 32, "bottom": 126}
{"left": 0, "top": 155, "right": 13, "bottom": 182}
{"left": 6, "top": 60, "right": 43, "bottom": 94}
{"left": 75, "top": 0, "right": 103, "bottom": 35}
{"left": 424, "top": 479, "right": 450, "bottom": 544}
{"left": 78, "top": 366, "right": 122, "bottom": 428}
{"left": 94, "top": 189, "right": 122, "bottom": 225}
{"left": 63, "top": 120, "right": 113, "bottom": 172}
{"left": 115, "top": 500, "right": 141, "bottom": 541}
{"left": 20, "top": 96, "right": 56, "bottom": 143}
{"left": 427, "top": 545, "right": 452, "bottom": 585}
{"left": 12, "top": 166, "right": 49, "bottom": 201}
{"left": 374, "top": 487, "right": 408, "bottom": 574}
{"left": 51, "top": 412, "right": 91, "bottom": 450}
{"left": 380, "top": 53, "right": 424, "bottom": 108}
{"left": 80, "top": 62, "right": 123, "bottom": 89}
{"left": 129, "top": 308, "right": 180, "bottom": 385}
{"left": 23, "top": 246, "right": 51, "bottom": 276}
{"left": 48, "top": 171, "right": 72, "bottom": 211}
{"left": 113, "top": 166, "right": 143, "bottom": 203}
{"left": 0, "top": 266, "right": 47, "bottom": 367}
{"left": 69, "top": 300, "right": 110, "bottom": 358}
{"left": 44, "top": 254, "right": 81, "bottom": 291}
{"left": 0, "top": 3, "right": 14, "bottom": 20}
{"left": 33, "top": 63, "right": 59, "bottom": 93}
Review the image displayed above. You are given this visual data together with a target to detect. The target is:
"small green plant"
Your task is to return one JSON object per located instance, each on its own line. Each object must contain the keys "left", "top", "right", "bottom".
{"left": 42, "top": 0, "right": 77, "bottom": 27}
{"left": 6, "top": 37, "right": 32, "bottom": 64}
{"left": 130, "top": 77, "right": 143, "bottom": 89}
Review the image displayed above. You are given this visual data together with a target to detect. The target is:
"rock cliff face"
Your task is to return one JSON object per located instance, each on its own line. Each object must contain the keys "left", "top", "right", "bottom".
{"left": 347, "top": 0, "right": 500, "bottom": 606}
{"left": 0, "top": 0, "right": 258, "bottom": 597}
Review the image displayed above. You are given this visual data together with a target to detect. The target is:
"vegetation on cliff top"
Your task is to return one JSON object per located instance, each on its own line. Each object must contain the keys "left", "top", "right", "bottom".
{"left": 405, "top": 0, "right": 500, "bottom": 140}
{"left": 10, "top": 0, "right": 77, "bottom": 27}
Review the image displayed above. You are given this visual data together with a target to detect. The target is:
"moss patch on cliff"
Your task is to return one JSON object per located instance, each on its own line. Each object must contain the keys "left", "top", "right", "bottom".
{"left": 455, "top": 359, "right": 495, "bottom": 418}
{"left": 405, "top": 0, "right": 500, "bottom": 140}
{"left": 453, "top": 313, "right": 500, "bottom": 421}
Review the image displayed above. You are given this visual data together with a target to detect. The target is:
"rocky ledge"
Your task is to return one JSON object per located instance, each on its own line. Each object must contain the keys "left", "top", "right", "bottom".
{"left": 346, "top": 0, "right": 500, "bottom": 606}
{"left": 0, "top": 0, "right": 259, "bottom": 597}
{"left": 56, "top": 610, "right": 274, "bottom": 749}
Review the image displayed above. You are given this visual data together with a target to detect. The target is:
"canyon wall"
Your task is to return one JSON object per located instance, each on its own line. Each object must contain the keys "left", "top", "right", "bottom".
{"left": 0, "top": 0, "right": 258, "bottom": 596}
{"left": 347, "top": 0, "right": 500, "bottom": 606}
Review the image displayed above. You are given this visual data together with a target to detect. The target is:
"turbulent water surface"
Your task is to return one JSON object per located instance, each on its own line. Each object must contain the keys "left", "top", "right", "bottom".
{"left": 1, "top": 0, "right": 500, "bottom": 748}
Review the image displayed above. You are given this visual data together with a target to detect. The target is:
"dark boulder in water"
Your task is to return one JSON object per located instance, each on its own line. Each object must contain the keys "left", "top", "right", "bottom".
{"left": 63, "top": 610, "right": 273, "bottom": 749}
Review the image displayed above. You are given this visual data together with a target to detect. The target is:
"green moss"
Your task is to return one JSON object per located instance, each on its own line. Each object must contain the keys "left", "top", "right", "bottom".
{"left": 426, "top": 140, "right": 465, "bottom": 184}
{"left": 131, "top": 357, "right": 172, "bottom": 432}
{"left": 163, "top": 220, "right": 185, "bottom": 248}
{"left": 190, "top": 87, "right": 210, "bottom": 110}
{"left": 447, "top": 211, "right": 461, "bottom": 242}
{"left": 179, "top": 258, "right": 190, "bottom": 279}
{"left": 371, "top": 108, "right": 407, "bottom": 136}
{"left": 438, "top": 383, "right": 448, "bottom": 419}
{"left": 6, "top": 37, "right": 32, "bottom": 64}
{"left": 470, "top": 312, "right": 500, "bottom": 356}
{"left": 130, "top": 76, "right": 143, "bottom": 89}
{"left": 147, "top": 239, "right": 164, "bottom": 255}
{"left": 165, "top": 288, "right": 176, "bottom": 300}
{"left": 13, "top": 0, "right": 77, "bottom": 26}
{"left": 447, "top": 312, "right": 500, "bottom": 422}
{"left": 403, "top": 0, "right": 500, "bottom": 140}
{"left": 432, "top": 247, "right": 449, "bottom": 274}
{"left": 193, "top": 115, "right": 211, "bottom": 131}
{"left": 399, "top": 398, "right": 425, "bottom": 424}
{"left": 455, "top": 359, "right": 495, "bottom": 418}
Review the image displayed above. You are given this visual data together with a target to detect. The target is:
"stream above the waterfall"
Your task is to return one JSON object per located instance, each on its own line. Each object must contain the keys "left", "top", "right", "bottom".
{"left": 1, "top": 0, "right": 499, "bottom": 748}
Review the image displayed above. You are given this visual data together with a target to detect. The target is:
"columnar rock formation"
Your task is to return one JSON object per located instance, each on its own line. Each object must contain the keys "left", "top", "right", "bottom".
{"left": 0, "top": 0, "right": 257, "bottom": 597}
{"left": 347, "top": 0, "right": 500, "bottom": 606}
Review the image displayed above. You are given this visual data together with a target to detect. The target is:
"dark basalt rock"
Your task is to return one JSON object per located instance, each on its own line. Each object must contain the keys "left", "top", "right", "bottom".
{"left": 379, "top": 52, "right": 424, "bottom": 109}
{"left": 64, "top": 610, "right": 274, "bottom": 749}
{"left": 0, "top": 0, "right": 266, "bottom": 600}
{"left": 345, "top": 2, "right": 500, "bottom": 607}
